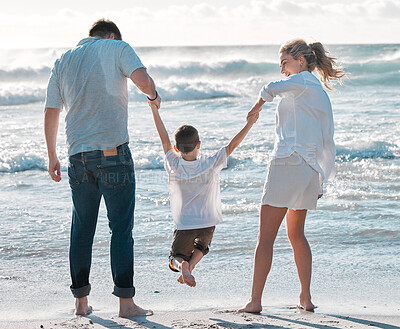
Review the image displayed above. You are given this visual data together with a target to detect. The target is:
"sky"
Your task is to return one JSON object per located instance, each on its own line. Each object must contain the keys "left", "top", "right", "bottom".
{"left": 0, "top": 0, "right": 399, "bottom": 48}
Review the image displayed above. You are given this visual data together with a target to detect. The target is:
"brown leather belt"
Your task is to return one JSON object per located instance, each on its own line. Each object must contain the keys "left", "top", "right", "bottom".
{"left": 102, "top": 147, "right": 118, "bottom": 157}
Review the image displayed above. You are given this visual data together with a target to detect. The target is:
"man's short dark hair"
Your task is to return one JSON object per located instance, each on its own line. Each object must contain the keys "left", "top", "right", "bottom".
{"left": 174, "top": 125, "right": 199, "bottom": 154}
{"left": 89, "top": 19, "right": 122, "bottom": 40}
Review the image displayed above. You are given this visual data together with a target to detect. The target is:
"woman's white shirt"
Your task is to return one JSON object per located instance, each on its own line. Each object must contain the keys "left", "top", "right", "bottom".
{"left": 260, "top": 71, "right": 336, "bottom": 192}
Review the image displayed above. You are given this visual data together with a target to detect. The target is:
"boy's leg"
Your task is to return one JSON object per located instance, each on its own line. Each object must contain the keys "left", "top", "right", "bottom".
{"left": 177, "top": 249, "right": 203, "bottom": 284}
{"left": 188, "top": 249, "right": 204, "bottom": 272}
{"left": 176, "top": 226, "right": 215, "bottom": 283}
{"left": 172, "top": 256, "right": 196, "bottom": 287}
{"left": 187, "top": 225, "right": 215, "bottom": 273}
{"left": 169, "top": 230, "right": 198, "bottom": 287}
{"left": 191, "top": 226, "right": 215, "bottom": 272}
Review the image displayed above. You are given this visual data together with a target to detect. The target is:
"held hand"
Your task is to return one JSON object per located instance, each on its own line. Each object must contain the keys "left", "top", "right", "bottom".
{"left": 148, "top": 100, "right": 159, "bottom": 111}
{"left": 247, "top": 112, "right": 259, "bottom": 125}
{"left": 247, "top": 109, "right": 260, "bottom": 121}
{"left": 48, "top": 155, "right": 61, "bottom": 182}
{"left": 148, "top": 94, "right": 161, "bottom": 110}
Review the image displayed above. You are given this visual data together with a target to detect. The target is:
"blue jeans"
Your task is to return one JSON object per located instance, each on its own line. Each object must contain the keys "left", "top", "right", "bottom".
{"left": 67, "top": 143, "right": 135, "bottom": 298}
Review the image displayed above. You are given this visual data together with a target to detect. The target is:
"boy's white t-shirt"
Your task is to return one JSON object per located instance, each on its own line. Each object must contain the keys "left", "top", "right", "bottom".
{"left": 164, "top": 147, "right": 228, "bottom": 230}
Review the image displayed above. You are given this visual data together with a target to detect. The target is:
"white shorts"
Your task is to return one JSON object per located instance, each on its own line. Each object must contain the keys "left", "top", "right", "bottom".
{"left": 261, "top": 152, "right": 320, "bottom": 210}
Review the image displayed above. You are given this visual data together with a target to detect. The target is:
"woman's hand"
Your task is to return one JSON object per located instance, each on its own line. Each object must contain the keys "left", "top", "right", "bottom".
{"left": 247, "top": 112, "right": 259, "bottom": 125}
{"left": 247, "top": 96, "right": 265, "bottom": 119}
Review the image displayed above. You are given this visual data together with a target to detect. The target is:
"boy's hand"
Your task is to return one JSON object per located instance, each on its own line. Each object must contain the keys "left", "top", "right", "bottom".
{"left": 148, "top": 101, "right": 159, "bottom": 111}
{"left": 247, "top": 107, "right": 261, "bottom": 120}
{"left": 247, "top": 112, "right": 259, "bottom": 125}
{"left": 148, "top": 92, "right": 161, "bottom": 110}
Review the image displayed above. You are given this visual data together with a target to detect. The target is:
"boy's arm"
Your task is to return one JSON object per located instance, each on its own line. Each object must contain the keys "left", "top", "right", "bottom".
{"left": 225, "top": 112, "right": 259, "bottom": 157}
{"left": 149, "top": 102, "right": 173, "bottom": 154}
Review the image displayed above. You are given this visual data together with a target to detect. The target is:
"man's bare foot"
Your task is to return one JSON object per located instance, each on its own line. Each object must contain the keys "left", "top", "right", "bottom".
{"left": 177, "top": 275, "right": 184, "bottom": 284}
{"left": 181, "top": 261, "right": 196, "bottom": 287}
{"left": 75, "top": 297, "right": 93, "bottom": 316}
{"left": 119, "top": 298, "right": 153, "bottom": 318}
{"left": 237, "top": 300, "right": 262, "bottom": 313}
{"left": 298, "top": 293, "right": 316, "bottom": 311}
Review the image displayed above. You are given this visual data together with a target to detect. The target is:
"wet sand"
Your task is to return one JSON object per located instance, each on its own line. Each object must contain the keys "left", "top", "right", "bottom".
{"left": 2, "top": 308, "right": 400, "bottom": 329}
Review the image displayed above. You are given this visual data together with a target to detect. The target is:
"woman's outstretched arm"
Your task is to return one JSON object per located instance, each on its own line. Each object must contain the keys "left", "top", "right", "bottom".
{"left": 247, "top": 96, "right": 265, "bottom": 119}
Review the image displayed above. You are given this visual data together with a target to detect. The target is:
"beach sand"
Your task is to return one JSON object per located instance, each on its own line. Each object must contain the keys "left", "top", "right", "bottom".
{"left": 2, "top": 309, "right": 399, "bottom": 329}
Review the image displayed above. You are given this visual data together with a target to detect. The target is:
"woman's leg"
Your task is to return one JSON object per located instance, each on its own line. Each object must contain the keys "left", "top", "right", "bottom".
{"left": 239, "top": 205, "right": 287, "bottom": 313}
{"left": 286, "top": 209, "right": 315, "bottom": 311}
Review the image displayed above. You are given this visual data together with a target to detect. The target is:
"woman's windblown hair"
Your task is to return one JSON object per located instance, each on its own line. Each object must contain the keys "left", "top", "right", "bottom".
{"left": 280, "top": 39, "right": 347, "bottom": 90}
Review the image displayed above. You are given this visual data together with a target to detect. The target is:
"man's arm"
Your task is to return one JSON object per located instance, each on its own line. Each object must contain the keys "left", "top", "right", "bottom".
{"left": 149, "top": 103, "right": 173, "bottom": 154}
{"left": 226, "top": 112, "right": 259, "bottom": 157}
{"left": 44, "top": 108, "right": 62, "bottom": 182}
{"left": 130, "top": 68, "right": 161, "bottom": 109}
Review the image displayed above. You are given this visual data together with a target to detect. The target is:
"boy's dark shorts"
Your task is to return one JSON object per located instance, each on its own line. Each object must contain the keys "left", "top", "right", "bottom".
{"left": 169, "top": 226, "right": 215, "bottom": 272}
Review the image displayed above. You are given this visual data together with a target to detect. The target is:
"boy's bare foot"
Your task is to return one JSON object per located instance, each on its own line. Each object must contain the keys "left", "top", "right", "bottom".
{"left": 298, "top": 293, "right": 316, "bottom": 311}
{"left": 177, "top": 275, "right": 184, "bottom": 284}
{"left": 75, "top": 297, "right": 93, "bottom": 316}
{"left": 181, "top": 261, "right": 196, "bottom": 287}
{"left": 237, "top": 300, "right": 262, "bottom": 313}
{"left": 119, "top": 298, "right": 153, "bottom": 318}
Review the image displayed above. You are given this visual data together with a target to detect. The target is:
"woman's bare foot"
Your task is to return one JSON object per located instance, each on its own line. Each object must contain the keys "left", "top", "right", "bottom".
{"left": 181, "top": 261, "right": 196, "bottom": 287}
{"left": 75, "top": 297, "right": 93, "bottom": 316}
{"left": 298, "top": 293, "right": 316, "bottom": 311}
{"left": 237, "top": 300, "right": 262, "bottom": 313}
{"left": 119, "top": 298, "right": 153, "bottom": 318}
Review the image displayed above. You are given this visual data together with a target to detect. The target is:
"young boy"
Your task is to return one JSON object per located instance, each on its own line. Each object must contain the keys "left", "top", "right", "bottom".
{"left": 149, "top": 102, "right": 258, "bottom": 287}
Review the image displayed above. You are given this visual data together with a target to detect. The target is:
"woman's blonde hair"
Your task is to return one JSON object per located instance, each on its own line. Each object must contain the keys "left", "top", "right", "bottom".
{"left": 280, "top": 39, "right": 346, "bottom": 90}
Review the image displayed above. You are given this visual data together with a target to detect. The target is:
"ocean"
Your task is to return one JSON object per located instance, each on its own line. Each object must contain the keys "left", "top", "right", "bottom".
{"left": 0, "top": 44, "right": 399, "bottom": 321}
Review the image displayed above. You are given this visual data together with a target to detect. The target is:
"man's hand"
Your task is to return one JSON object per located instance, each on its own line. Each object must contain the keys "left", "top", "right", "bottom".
{"left": 247, "top": 112, "right": 259, "bottom": 125}
{"left": 48, "top": 154, "right": 61, "bottom": 182}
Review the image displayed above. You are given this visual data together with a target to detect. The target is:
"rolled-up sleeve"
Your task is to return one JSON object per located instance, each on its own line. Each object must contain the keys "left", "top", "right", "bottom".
{"left": 260, "top": 74, "right": 307, "bottom": 102}
{"left": 260, "top": 83, "right": 275, "bottom": 102}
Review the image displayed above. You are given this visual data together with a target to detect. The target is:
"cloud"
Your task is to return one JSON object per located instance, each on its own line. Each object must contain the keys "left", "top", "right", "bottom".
{"left": 370, "top": 0, "right": 400, "bottom": 18}
{"left": 0, "top": 0, "right": 399, "bottom": 48}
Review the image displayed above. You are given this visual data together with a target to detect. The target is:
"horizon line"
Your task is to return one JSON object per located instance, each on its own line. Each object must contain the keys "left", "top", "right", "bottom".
{"left": 1, "top": 42, "right": 399, "bottom": 51}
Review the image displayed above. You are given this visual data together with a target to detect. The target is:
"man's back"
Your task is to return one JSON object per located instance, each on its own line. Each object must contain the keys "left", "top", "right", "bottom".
{"left": 44, "top": 19, "right": 160, "bottom": 317}
{"left": 45, "top": 37, "right": 144, "bottom": 155}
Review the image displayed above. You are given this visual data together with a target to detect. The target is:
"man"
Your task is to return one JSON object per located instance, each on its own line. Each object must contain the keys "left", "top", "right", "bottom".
{"left": 44, "top": 19, "right": 160, "bottom": 317}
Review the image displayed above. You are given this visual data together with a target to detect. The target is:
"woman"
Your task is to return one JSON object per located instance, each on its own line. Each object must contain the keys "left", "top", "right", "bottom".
{"left": 240, "top": 40, "right": 346, "bottom": 313}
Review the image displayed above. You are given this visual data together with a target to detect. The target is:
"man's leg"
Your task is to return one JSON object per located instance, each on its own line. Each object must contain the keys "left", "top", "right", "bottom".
{"left": 99, "top": 145, "right": 151, "bottom": 317}
{"left": 68, "top": 157, "right": 101, "bottom": 315}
